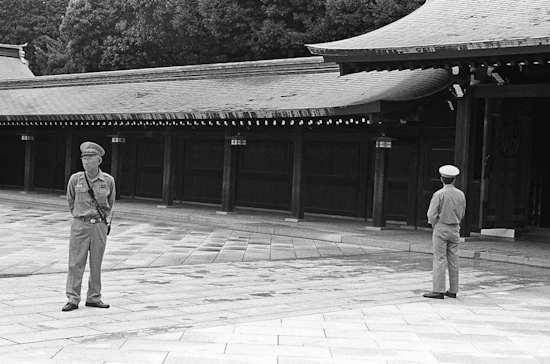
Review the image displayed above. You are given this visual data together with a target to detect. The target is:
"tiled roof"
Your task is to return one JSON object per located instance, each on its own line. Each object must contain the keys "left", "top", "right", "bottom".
{"left": 0, "top": 44, "right": 34, "bottom": 79}
{"left": 0, "top": 57, "right": 452, "bottom": 123}
{"left": 307, "top": 0, "right": 550, "bottom": 66}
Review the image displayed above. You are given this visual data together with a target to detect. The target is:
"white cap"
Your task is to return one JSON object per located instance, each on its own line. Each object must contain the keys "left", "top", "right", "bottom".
{"left": 439, "top": 165, "right": 460, "bottom": 178}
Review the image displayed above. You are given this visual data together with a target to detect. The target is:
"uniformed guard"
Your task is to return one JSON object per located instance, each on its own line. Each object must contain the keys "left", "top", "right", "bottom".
{"left": 423, "top": 165, "right": 466, "bottom": 299}
{"left": 62, "top": 141, "right": 116, "bottom": 312}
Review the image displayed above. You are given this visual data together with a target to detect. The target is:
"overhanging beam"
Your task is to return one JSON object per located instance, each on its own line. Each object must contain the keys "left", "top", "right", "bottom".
{"left": 473, "top": 84, "right": 550, "bottom": 98}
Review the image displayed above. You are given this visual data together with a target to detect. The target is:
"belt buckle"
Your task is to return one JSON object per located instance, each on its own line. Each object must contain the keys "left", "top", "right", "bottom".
{"left": 90, "top": 218, "right": 97, "bottom": 224}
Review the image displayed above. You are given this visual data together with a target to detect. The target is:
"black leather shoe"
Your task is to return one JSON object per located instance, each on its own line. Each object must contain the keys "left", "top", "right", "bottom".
{"left": 62, "top": 302, "right": 78, "bottom": 312}
{"left": 85, "top": 301, "right": 110, "bottom": 308}
{"left": 423, "top": 292, "right": 444, "bottom": 299}
{"left": 444, "top": 291, "right": 457, "bottom": 298}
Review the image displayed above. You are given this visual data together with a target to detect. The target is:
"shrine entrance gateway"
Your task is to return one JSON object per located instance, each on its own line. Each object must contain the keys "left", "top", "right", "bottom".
{"left": 482, "top": 97, "right": 550, "bottom": 231}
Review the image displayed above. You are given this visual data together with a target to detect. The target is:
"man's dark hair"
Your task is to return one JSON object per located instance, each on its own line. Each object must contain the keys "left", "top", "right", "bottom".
{"left": 442, "top": 176, "right": 455, "bottom": 184}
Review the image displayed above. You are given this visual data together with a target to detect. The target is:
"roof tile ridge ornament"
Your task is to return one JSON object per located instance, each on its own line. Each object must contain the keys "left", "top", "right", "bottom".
{"left": 18, "top": 43, "right": 29, "bottom": 65}
{"left": 0, "top": 56, "right": 339, "bottom": 89}
{"left": 0, "top": 43, "right": 29, "bottom": 64}
{"left": 0, "top": 43, "right": 29, "bottom": 63}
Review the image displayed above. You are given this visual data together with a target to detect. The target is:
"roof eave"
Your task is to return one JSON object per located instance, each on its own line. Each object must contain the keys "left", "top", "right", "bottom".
{"left": 0, "top": 108, "right": 342, "bottom": 123}
{"left": 0, "top": 98, "right": 443, "bottom": 124}
{"left": 309, "top": 43, "right": 550, "bottom": 70}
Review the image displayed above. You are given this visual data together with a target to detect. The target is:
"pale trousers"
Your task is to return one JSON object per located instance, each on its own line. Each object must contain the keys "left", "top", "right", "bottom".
{"left": 66, "top": 218, "right": 107, "bottom": 304}
{"left": 432, "top": 223, "right": 460, "bottom": 294}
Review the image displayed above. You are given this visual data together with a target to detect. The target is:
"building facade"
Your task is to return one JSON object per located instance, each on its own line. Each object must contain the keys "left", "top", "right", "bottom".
{"left": 0, "top": 50, "right": 457, "bottom": 228}
{"left": 308, "top": 0, "right": 550, "bottom": 237}
{"left": 3, "top": 0, "right": 549, "bottom": 238}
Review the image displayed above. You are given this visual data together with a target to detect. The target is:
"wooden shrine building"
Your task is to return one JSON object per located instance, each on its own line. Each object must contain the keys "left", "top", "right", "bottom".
{"left": 308, "top": 0, "right": 550, "bottom": 238}
{"left": 0, "top": 50, "right": 454, "bottom": 228}
{"left": 1, "top": 0, "right": 550, "bottom": 238}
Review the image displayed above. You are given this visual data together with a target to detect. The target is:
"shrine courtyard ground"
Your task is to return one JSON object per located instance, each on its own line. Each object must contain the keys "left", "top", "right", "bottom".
{"left": 1, "top": 189, "right": 549, "bottom": 364}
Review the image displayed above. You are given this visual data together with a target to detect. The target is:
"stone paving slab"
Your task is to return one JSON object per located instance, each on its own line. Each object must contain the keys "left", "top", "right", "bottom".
{"left": 1, "top": 250, "right": 550, "bottom": 362}
{"left": 0, "top": 200, "right": 390, "bottom": 277}
{"left": 2, "top": 188, "right": 550, "bottom": 270}
{"left": 1, "top": 191, "right": 550, "bottom": 363}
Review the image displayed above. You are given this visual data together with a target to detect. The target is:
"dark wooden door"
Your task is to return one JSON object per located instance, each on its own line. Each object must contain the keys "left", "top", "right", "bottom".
{"left": 485, "top": 99, "right": 531, "bottom": 229}
{"left": 34, "top": 136, "right": 66, "bottom": 191}
{"left": 304, "top": 140, "right": 365, "bottom": 217}
{"left": 236, "top": 138, "right": 293, "bottom": 211}
{"left": 180, "top": 137, "right": 224, "bottom": 204}
{"left": 0, "top": 134, "right": 25, "bottom": 187}
{"left": 134, "top": 138, "right": 164, "bottom": 199}
{"left": 386, "top": 142, "right": 418, "bottom": 224}
{"left": 528, "top": 98, "right": 550, "bottom": 227}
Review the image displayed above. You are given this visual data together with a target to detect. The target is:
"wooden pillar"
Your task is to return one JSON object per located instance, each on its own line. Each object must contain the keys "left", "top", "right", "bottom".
{"left": 22, "top": 134, "right": 35, "bottom": 193}
{"left": 357, "top": 142, "right": 369, "bottom": 218}
{"left": 221, "top": 126, "right": 238, "bottom": 212}
{"left": 454, "top": 91, "right": 475, "bottom": 237}
{"left": 64, "top": 127, "right": 74, "bottom": 188}
{"left": 289, "top": 125, "right": 305, "bottom": 220}
{"left": 479, "top": 98, "right": 492, "bottom": 229}
{"left": 372, "top": 135, "right": 391, "bottom": 228}
{"left": 128, "top": 136, "right": 137, "bottom": 199}
{"left": 110, "top": 135, "right": 124, "bottom": 200}
{"left": 161, "top": 126, "right": 175, "bottom": 206}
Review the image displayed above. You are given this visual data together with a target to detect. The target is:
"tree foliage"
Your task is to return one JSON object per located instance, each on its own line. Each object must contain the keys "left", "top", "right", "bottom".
{"left": 60, "top": 0, "right": 120, "bottom": 73}
{"left": 0, "top": 0, "right": 68, "bottom": 74}
{"left": 95, "top": 0, "right": 185, "bottom": 70}
{"left": 0, "top": 0, "right": 424, "bottom": 75}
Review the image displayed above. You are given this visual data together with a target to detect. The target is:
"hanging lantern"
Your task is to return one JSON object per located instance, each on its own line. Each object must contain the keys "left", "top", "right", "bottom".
{"left": 375, "top": 135, "right": 394, "bottom": 149}
{"left": 20, "top": 133, "right": 34, "bottom": 141}
{"left": 229, "top": 134, "right": 246, "bottom": 146}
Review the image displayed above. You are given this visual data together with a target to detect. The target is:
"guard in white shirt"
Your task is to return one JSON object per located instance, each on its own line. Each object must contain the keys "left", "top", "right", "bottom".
{"left": 424, "top": 165, "right": 466, "bottom": 299}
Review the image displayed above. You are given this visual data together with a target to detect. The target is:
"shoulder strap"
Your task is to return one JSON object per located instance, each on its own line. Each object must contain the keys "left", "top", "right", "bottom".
{"left": 83, "top": 172, "right": 108, "bottom": 222}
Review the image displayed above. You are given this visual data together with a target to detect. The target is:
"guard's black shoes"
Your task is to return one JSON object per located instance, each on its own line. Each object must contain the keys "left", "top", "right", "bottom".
{"left": 62, "top": 302, "right": 78, "bottom": 312}
{"left": 444, "top": 291, "right": 457, "bottom": 298}
{"left": 85, "top": 301, "right": 110, "bottom": 308}
{"left": 423, "top": 292, "right": 444, "bottom": 299}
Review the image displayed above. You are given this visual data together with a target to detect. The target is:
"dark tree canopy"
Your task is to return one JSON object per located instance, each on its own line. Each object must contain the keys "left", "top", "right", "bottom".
{"left": 0, "top": 0, "right": 69, "bottom": 75}
{"left": 0, "top": 0, "right": 424, "bottom": 75}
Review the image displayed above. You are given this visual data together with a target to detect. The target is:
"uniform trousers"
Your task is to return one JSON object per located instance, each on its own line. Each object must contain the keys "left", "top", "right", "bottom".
{"left": 432, "top": 223, "right": 460, "bottom": 294}
{"left": 66, "top": 217, "right": 107, "bottom": 304}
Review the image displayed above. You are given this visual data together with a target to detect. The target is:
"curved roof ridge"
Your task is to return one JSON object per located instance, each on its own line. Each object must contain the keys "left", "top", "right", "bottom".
{"left": 0, "top": 56, "right": 337, "bottom": 89}
{"left": 307, "top": 0, "right": 550, "bottom": 58}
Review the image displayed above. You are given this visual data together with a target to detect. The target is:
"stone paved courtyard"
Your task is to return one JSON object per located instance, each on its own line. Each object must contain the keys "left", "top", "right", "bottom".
{"left": 1, "top": 197, "right": 550, "bottom": 363}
